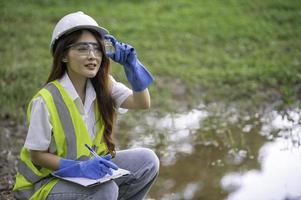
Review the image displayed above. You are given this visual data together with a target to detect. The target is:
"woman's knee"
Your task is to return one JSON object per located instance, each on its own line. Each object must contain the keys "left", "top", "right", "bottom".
{"left": 93, "top": 180, "right": 119, "bottom": 200}
{"left": 139, "top": 148, "right": 160, "bottom": 175}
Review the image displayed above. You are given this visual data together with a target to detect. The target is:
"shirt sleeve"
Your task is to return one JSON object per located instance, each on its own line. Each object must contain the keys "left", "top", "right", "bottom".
{"left": 24, "top": 96, "right": 53, "bottom": 151}
{"left": 110, "top": 75, "right": 132, "bottom": 108}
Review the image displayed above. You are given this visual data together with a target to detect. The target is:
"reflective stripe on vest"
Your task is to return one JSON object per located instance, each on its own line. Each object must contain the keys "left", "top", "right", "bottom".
{"left": 14, "top": 176, "right": 54, "bottom": 199}
{"left": 18, "top": 161, "right": 44, "bottom": 183}
{"left": 44, "top": 83, "right": 77, "bottom": 159}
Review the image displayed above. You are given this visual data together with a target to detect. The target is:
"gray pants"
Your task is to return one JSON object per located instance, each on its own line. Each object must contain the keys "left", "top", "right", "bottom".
{"left": 47, "top": 148, "right": 160, "bottom": 200}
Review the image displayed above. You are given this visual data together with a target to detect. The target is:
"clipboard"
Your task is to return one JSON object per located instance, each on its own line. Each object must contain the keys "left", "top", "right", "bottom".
{"left": 52, "top": 168, "right": 130, "bottom": 187}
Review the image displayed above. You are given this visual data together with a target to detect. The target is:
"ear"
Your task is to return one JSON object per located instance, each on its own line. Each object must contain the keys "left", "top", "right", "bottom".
{"left": 62, "top": 58, "right": 68, "bottom": 62}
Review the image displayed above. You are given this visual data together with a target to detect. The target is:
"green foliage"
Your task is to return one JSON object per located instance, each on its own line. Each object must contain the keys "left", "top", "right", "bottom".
{"left": 1, "top": 0, "right": 301, "bottom": 119}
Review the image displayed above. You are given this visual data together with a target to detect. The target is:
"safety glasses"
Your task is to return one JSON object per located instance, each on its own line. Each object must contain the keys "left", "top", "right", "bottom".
{"left": 65, "top": 42, "right": 102, "bottom": 58}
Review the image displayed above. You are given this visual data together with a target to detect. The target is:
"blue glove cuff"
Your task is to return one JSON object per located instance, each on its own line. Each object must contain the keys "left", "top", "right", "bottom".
{"left": 124, "top": 60, "right": 154, "bottom": 92}
{"left": 59, "top": 158, "right": 79, "bottom": 169}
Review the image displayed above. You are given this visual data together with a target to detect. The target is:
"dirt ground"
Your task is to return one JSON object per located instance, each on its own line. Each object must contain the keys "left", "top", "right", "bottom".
{"left": 0, "top": 120, "right": 27, "bottom": 200}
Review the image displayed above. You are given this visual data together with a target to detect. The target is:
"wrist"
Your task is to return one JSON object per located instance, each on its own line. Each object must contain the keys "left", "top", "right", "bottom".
{"left": 124, "top": 61, "right": 153, "bottom": 92}
{"left": 59, "top": 158, "right": 80, "bottom": 169}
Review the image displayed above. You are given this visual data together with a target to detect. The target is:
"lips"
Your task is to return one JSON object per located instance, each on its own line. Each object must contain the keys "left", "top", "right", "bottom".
{"left": 85, "top": 63, "right": 97, "bottom": 68}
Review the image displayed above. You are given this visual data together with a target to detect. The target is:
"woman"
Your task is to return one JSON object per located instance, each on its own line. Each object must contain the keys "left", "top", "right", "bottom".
{"left": 13, "top": 11, "right": 159, "bottom": 200}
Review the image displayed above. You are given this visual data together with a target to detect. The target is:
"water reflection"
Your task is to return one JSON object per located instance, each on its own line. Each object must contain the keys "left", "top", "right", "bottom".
{"left": 129, "top": 103, "right": 208, "bottom": 166}
{"left": 117, "top": 104, "right": 301, "bottom": 199}
{"left": 222, "top": 109, "right": 301, "bottom": 200}
{"left": 222, "top": 139, "right": 301, "bottom": 200}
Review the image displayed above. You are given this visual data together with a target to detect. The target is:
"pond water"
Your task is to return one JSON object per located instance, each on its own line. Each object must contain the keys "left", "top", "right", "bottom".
{"left": 116, "top": 103, "right": 301, "bottom": 200}
{"left": 1, "top": 102, "right": 301, "bottom": 199}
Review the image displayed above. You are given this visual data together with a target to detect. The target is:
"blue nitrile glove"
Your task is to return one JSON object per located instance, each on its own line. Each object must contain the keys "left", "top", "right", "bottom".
{"left": 55, "top": 155, "right": 119, "bottom": 179}
{"left": 59, "top": 159, "right": 80, "bottom": 169}
{"left": 105, "top": 35, "right": 154, "bottom": 92}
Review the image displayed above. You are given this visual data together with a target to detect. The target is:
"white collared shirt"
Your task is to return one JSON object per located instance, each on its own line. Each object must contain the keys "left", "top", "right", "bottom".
{"left": 24, "top": 72, "right": 132, "bottom": 151}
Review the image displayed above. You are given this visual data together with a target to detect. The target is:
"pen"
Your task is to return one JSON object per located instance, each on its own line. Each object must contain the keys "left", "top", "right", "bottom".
{"left": 85, "top": 144, "right": 99, "bottom": 158}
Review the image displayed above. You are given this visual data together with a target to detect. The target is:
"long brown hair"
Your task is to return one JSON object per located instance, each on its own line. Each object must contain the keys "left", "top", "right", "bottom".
{"left": 47, "top": 29, "right": 116, "bottom": 156}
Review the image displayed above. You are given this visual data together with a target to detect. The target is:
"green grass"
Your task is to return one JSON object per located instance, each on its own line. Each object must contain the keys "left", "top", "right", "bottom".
{"left": 1, "top": 0, "right": 301, "bottom": 120}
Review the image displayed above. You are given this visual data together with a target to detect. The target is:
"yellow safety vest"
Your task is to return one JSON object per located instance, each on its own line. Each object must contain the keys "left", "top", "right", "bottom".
{"left": 13, "top": 80, "right": 108, "bottom": 199}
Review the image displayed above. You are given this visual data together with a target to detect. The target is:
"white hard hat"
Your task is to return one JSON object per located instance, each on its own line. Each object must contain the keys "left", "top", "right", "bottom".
{"left": 50, "top": 11, "right": 109, "bottom": 52}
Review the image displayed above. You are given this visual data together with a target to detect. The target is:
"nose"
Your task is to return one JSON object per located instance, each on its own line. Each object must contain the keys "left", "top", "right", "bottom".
{"left": 87, "top": 49, "right": 97, "bottom": 59}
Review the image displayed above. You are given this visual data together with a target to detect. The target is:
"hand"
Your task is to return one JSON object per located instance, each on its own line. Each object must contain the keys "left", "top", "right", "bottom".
{"left": 104, "top": 35, "right": 134, "bottom": 66}
{"left": 79, "top": 156, "right": 118, "bottom": 179}
{"left": 93, "top": 154, "right": 119, "bottom": 171}
{"left": 105, "top": 35, "right": 154, "bottom": 91}
{"left": 56, "top": 155, "right": 118, "bottom": 179}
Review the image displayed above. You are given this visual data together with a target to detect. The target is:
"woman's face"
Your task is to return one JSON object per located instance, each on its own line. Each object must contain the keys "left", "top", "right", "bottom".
{"left": 64, "top": 30, "right": 102, "bottom": 80}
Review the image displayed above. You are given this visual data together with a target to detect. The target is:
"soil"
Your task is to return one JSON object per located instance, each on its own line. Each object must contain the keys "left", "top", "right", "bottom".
{"left": 0, "top": 120, "right": 27, "bottom": 200}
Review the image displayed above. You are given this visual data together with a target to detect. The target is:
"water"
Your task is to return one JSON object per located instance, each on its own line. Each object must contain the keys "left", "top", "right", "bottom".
{"left": 1, "top": 103, "right": 301, "bottom": 199}
{"left": 116, "top": 103, "right": 301, "bottom": 200}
